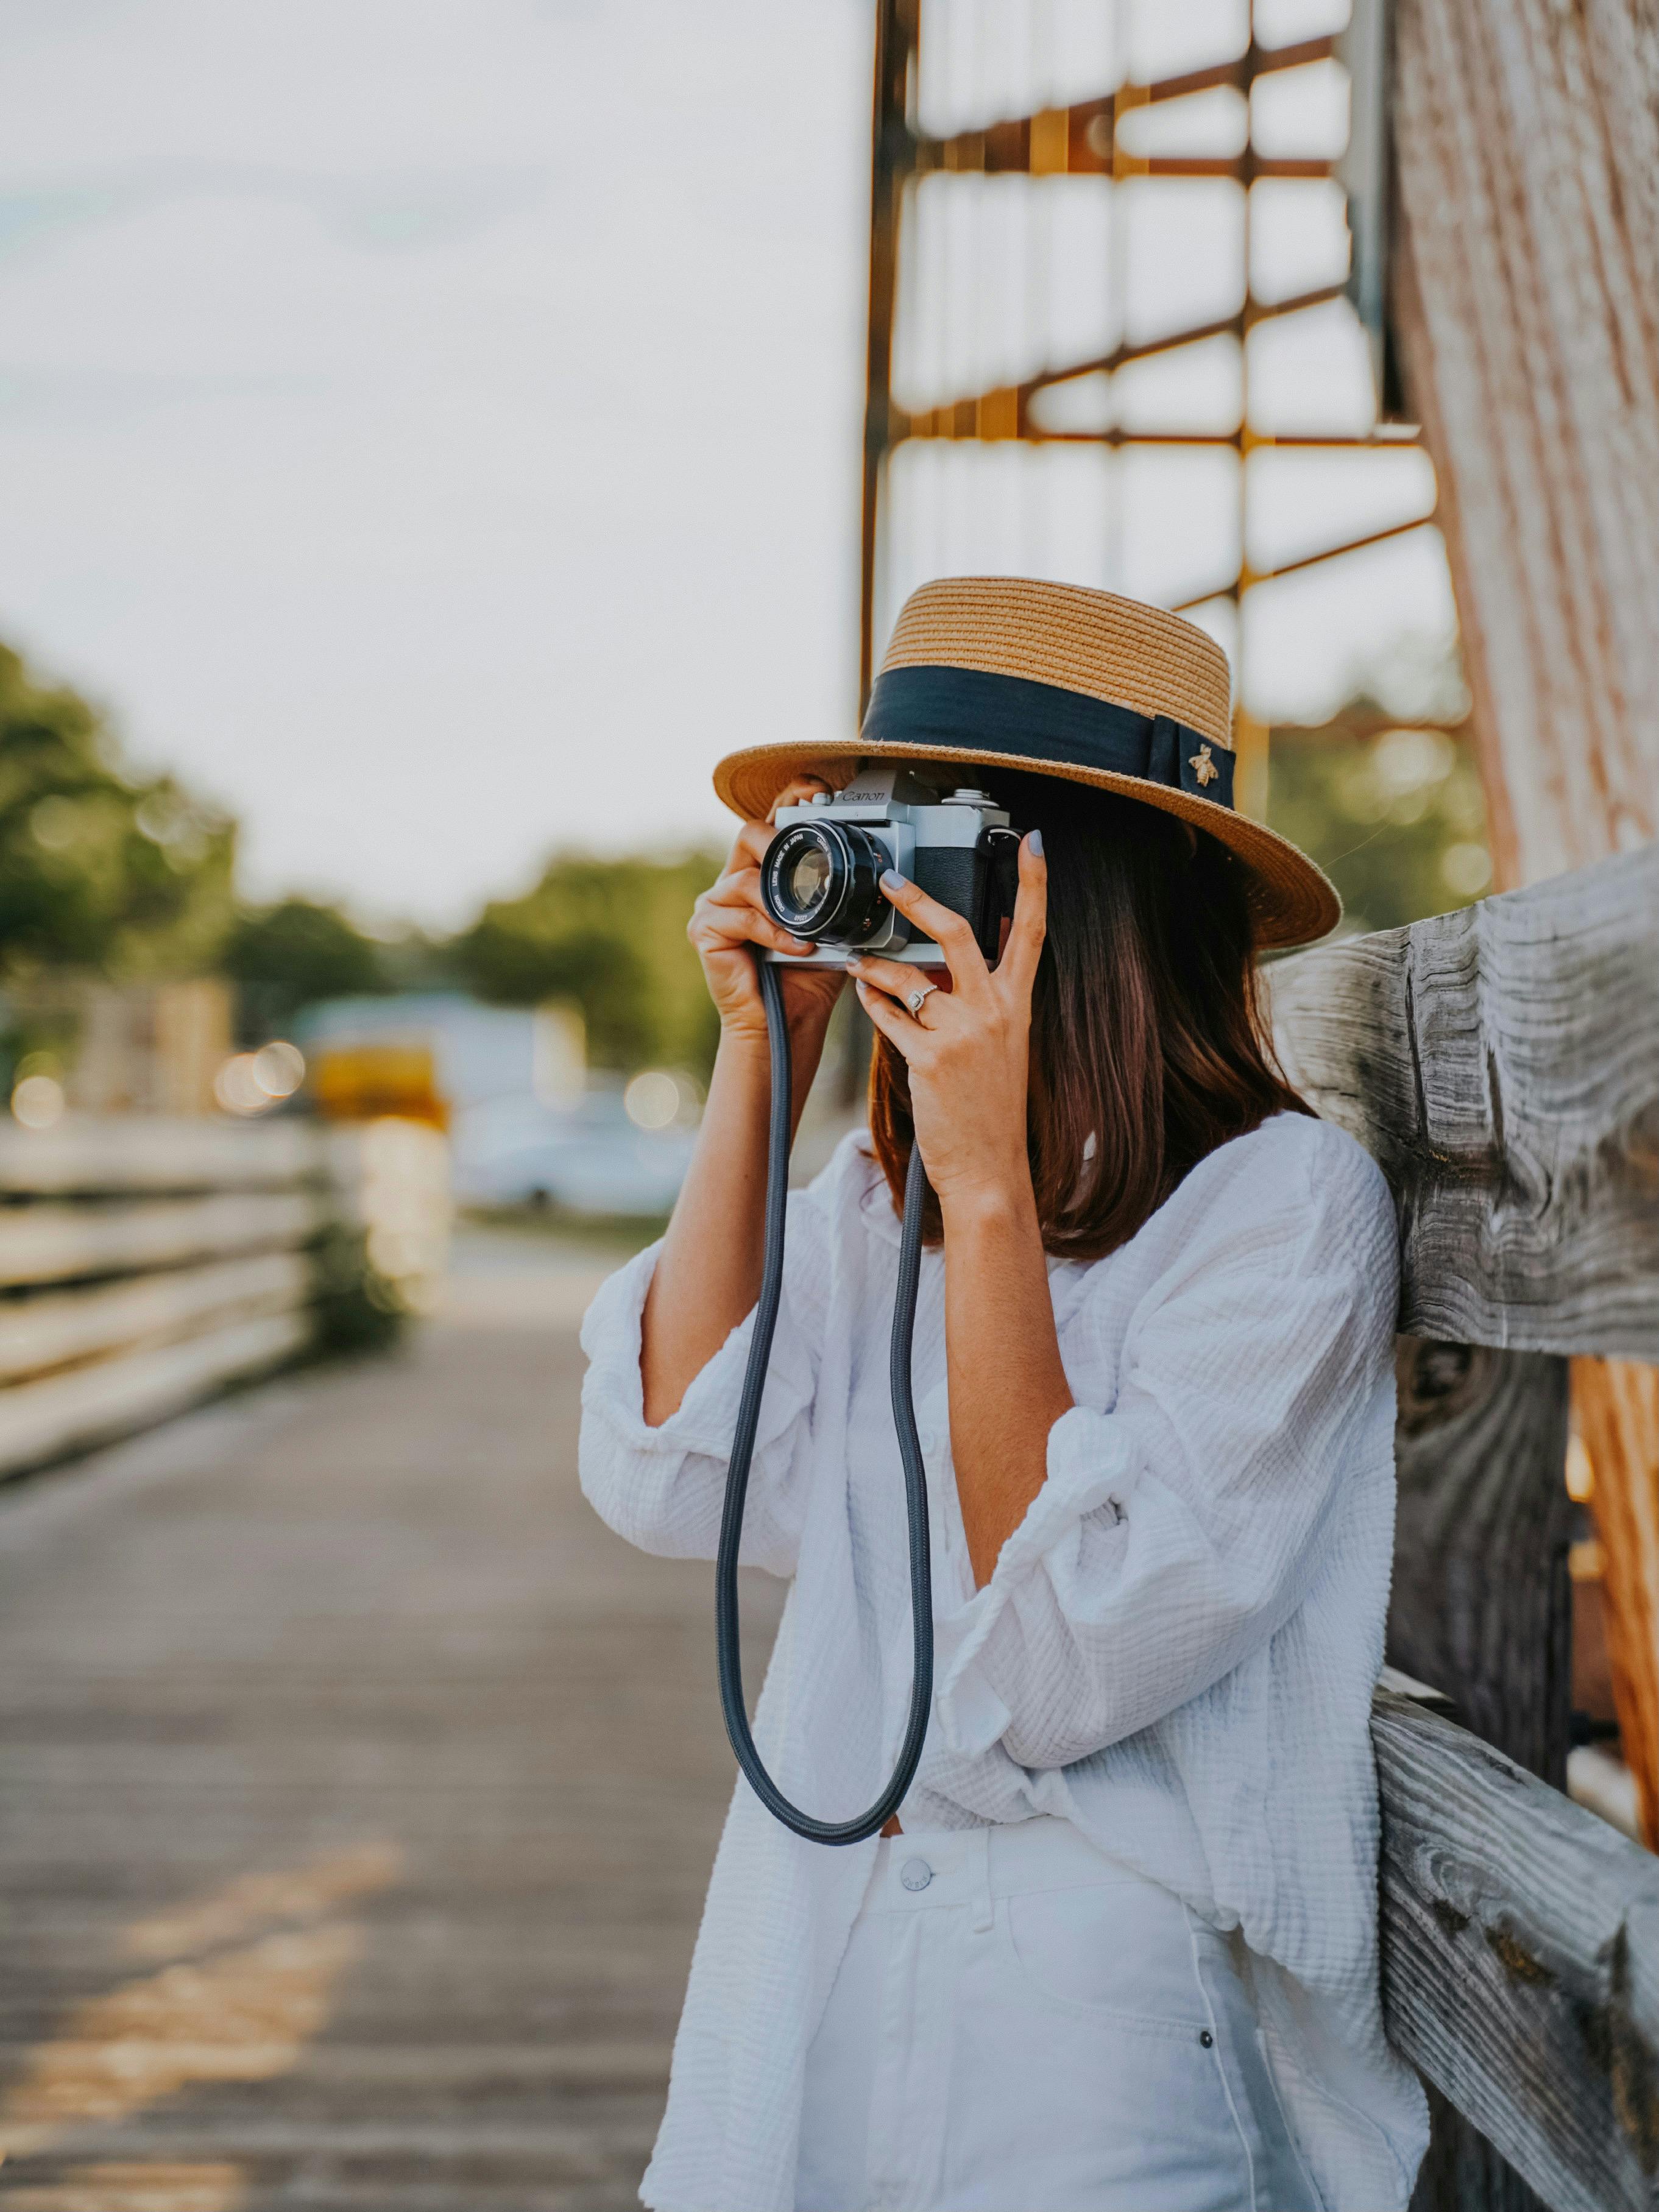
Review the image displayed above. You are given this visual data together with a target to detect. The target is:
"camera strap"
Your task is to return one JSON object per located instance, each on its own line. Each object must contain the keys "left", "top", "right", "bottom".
{"left": 713, "top": 954, "right": 935, "bottom": 1845}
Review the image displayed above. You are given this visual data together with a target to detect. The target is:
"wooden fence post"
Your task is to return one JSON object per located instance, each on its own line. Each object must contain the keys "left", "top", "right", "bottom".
{"left": 1390, "top": 1340, "right": 1574, "bottom": 2212}
{"left": 1390, "top": 0, "right": 1659, "bottom": 1846}
{"left": 1390, "top": 1341, "right": 1573, "bottom": 1787}
{"left": 1275, "top": 857, "right": 1659, "bottom": 2206}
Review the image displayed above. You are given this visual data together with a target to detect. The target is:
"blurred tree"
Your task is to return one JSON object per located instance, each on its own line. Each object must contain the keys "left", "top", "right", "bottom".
{"left": 0, "top": 642, "right": 236, "bottom": 982}
{"left": 455, "top": 919, "right": 654, "bottom": 1069}
{"left": 221, "top": 897, "right": 390, "bottom": 1035}
{"left": 373, "top": 923, "right": 461, "bottom": 996}
{"left": 454, "top": 851, "right": 723, "bottom": 1073}
{"left": 1267, "top": 716, "right": 1492, "bottom": 939}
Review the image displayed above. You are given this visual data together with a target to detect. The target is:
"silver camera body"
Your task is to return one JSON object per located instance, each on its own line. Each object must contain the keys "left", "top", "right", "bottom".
{"left": 759, "top": 763, "right": 1016, "bottom": 967}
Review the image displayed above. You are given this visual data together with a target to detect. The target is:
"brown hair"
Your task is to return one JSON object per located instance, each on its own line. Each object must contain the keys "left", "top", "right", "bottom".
{"left": 868, "top": 771, "right": 1312, "bottom": 1258}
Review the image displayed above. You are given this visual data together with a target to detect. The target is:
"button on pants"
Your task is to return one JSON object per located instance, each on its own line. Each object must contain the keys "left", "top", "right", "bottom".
{"left": 795, "top": 1818, "right": 1320, "bottom": 2212}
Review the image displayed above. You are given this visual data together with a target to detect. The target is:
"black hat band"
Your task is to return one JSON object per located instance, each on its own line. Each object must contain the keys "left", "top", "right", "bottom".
{"left": 860, "top": 663, "right": 1235, "bottom": 811}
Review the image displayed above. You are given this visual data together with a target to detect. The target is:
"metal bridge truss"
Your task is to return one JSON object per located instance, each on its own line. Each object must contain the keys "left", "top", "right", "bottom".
{"left": 858, "top": 0, "right": 1449, "bottom": 818}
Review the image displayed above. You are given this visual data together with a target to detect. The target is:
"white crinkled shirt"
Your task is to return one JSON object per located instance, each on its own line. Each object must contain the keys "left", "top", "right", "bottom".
{"left": 579, "top": 1112, "right": 1429, "bottom": 2212}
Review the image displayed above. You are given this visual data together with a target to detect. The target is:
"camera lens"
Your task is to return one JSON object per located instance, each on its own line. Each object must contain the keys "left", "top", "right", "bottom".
{"left": 761, "top": 821, "right": 888, "bottom": 944}
{"left": 782, "top": 843, "right": 832, "bottom": 911}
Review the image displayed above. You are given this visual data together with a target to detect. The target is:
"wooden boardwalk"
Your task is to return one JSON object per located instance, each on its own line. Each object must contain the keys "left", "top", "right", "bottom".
{"left": 0, "top": 1234, "right": 779, "bottom": 2212}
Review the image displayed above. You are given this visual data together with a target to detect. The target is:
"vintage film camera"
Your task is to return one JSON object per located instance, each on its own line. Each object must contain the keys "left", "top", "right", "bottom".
{"left": 758, "top": 763, "right": 1021, "bottom": 967}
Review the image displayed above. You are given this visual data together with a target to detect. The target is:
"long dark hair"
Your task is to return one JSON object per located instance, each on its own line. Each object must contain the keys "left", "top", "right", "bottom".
{"left": 868, "top": 770, "right": 1312, "bottom": 1257}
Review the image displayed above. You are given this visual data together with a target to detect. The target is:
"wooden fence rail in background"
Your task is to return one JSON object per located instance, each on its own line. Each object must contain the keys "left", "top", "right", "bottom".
{"left": 0, "top": 1117, "right": 447, "bottom": 1482}
{"left": 1273, "top": 846, "right": 1659, "bottom": 2212}
{"left": 1390, "top": 0, "right": 1659, "bottom": 1912}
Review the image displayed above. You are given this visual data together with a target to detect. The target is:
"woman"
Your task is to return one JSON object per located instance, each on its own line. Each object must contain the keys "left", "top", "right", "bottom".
{"left": 580, "top": 579, "right": 1429, "bottom": 2212}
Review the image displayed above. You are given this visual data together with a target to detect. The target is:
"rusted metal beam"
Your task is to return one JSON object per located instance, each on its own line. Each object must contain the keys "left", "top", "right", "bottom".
{"left": 890, "top": 284, "right": 1352, "bottom": 449}
{"left": 858, "top": 0, "right": 916, "bottom": 712}
{"left": 909, "top": 35, "right": 1337, "bottom": 179}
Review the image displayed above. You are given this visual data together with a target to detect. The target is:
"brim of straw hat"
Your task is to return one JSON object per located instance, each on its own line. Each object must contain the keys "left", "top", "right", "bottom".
{"left": 713, "top": 738, "right": 1340, "bottom": 950}
{"left": 715, "top": 576, "right": 1337, "bottom": 950}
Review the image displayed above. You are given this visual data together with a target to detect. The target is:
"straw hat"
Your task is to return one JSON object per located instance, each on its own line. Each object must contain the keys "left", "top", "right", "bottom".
{"left": 714, "top": 576, "right": 1339, "bottom": 950}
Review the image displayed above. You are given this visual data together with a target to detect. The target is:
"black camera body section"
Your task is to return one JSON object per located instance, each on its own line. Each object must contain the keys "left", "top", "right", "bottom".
{"left": 911, "top": 839, "right": 999, "bottom": 950}
{"left": 759, "top": 764, "right": 1019, "bottom": 967}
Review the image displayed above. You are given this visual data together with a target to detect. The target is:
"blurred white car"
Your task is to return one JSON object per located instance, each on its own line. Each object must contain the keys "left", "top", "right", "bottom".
{"left": 453, "top": 1090, "right": 695, "bottom": 1216}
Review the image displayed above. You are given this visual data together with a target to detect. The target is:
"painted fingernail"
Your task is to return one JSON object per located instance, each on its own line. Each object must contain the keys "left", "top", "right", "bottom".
{"left": 1027, "top": 829, "right": 1044, "bottom": 857}
{"left": 880, "top": 868, "right": 907, "bottom": 892}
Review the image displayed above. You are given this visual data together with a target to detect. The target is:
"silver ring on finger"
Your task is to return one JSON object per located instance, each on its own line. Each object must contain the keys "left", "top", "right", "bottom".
{"left": 905, "top": 980, "right": 938, "bottom": 1019}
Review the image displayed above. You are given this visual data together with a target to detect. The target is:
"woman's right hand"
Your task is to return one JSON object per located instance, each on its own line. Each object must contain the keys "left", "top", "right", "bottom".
{"left": 688, "top": 777, "right": 847, "bottom": 1046}
{"left": 647, "top": 778, "right": 844, "bottom": 1422}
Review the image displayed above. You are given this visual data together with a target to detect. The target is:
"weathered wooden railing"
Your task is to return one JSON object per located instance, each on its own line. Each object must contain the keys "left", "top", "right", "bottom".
{"left": 0, "top": 1116, "right": 448, "bottom": 1480}
{"left": 1270, "top": 843, "right": 1659, "bottom": 2212}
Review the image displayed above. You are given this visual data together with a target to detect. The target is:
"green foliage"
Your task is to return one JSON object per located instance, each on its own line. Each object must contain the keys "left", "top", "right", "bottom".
{"left": 221, "top": 897, "right": 390, "bottom": 1034}
{"left": 373, "top": 924, "right": 461, "bottom": 995}
{"left": 453, "top": 850, "right": 723, "bottom": 1073}
{"left": 0, "top": 643, "right": 236, "bottom": 981}
{"left": 306, "top": 1221, "right": 408, "bottom": 1357}
{"left": 1267, "top": 723, "right": 1493, "bottom": 939}
{"left": 456, "top": 919, "right": 654, "bottom": 1068}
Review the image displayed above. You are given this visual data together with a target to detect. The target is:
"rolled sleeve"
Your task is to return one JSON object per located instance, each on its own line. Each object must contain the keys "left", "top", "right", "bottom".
{"left": 577, "top": 1180, "right": 832, "bottom": 1574}
{"left": 579, "top": 1245, "right": 813, "bottom": 1463}
{"left": 935, "top": 1405, "right": 1141, "bottom": 1759}
{"left": 935, "top": 1132, "right": 1399, "bottom": 1772}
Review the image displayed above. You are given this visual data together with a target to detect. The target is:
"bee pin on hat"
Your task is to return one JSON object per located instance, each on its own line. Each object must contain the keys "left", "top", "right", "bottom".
{"left": 715, "top": 576, "right": 1340, "bottom": 951}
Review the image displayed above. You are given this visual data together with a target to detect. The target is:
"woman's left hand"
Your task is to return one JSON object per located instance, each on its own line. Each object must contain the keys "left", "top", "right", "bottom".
{"left": 849, "top": 832, "right": 1046, "bottom": 1213}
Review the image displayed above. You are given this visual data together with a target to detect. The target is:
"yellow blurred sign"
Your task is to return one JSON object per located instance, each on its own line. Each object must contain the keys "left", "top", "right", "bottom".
{"left": 310, "top": 1045, "right": 448, "bottom": 1130}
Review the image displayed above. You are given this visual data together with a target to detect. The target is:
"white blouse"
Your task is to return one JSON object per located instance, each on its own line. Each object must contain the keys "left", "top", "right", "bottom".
{"left": 579, "top": 1114, "right": 1429, "bottom": 2212}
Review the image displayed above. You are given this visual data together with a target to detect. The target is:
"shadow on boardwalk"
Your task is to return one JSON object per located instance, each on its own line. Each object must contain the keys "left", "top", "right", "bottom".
{"left": 0, "top": 1231, "right": 782, "bottom": 2211}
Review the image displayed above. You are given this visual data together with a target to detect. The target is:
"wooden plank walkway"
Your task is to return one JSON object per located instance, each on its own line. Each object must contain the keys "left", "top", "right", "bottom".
{"left": 0, "top": 1234, "right": 779, "bottom": 2212}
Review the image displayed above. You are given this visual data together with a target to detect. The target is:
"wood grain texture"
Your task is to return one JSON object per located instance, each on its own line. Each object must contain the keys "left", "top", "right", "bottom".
{"left": 0, "top": 1251, "right": 307, "bottom": 1387}
{"left": 1392, "top": 0, "right": 1659, "bottom": 888}
{"left": 0, "top": 1248, "right": 784, "bottom": 2207}
{"left": 1390, "top": 1344, "right": 1573, "bottom": 2212}
{"left": 1390, "top": 1340, "right": 1574, "bottom": 1785}
{"left": 1411, "top": 2083, "right": 1549, "bottom": 2212}
{"left": 1373, "top": 1688, "right": 1659, "bottom": 2212}
{"left": 0, "top": 1120, "right": 323, "bottom": 1196}
{"left": 0, "top": 1193, "right": 323, "bottom": 1291}
{"left": 0, "top": 1313, "right": 310, "bottom": 1480}
{"left": 1269, "top": 846, "right": 1659, "bottom": 1359}
{"left": 1391, "top": 0, "right": 1659, "bottom": 1882}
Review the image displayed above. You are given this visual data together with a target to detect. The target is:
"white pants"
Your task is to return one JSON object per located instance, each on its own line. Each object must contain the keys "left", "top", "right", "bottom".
{"left": 795, "top": 1818, "right": 1321, "bottom": 2212}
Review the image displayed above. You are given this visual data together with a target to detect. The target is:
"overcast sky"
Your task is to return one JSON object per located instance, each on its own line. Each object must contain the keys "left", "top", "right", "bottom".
{"left": 0, "top": 0, "right": 871, "bottom": 922}
{"left": 0, "top": 0, "right": 1452, "bottom": 926}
